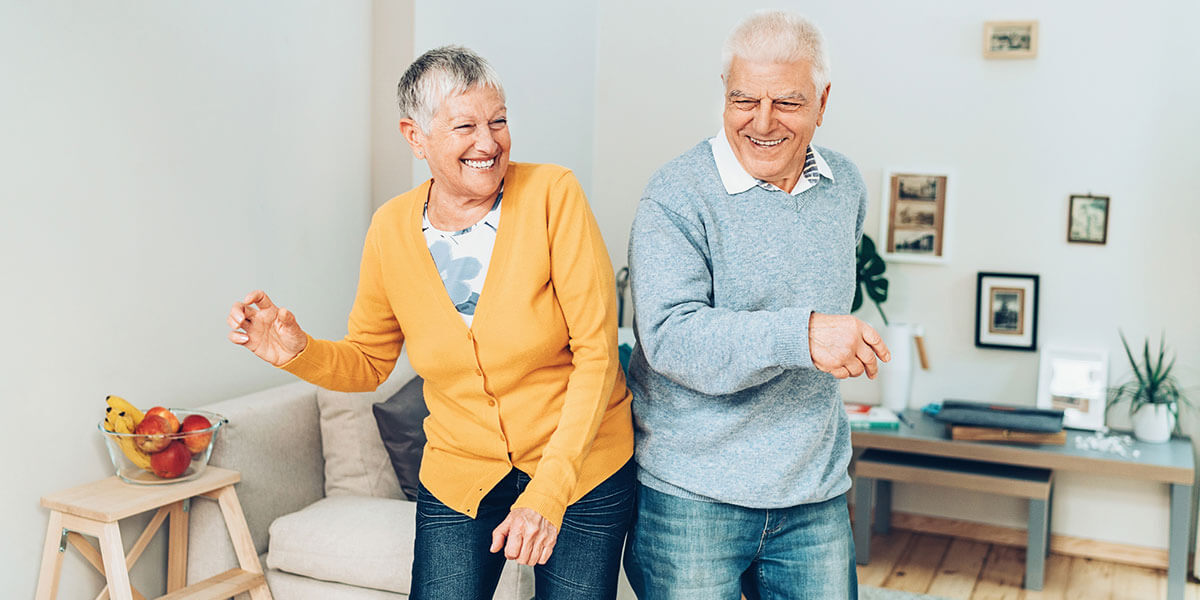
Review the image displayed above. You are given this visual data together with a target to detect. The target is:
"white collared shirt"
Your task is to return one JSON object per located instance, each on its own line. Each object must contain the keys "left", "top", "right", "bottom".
{"left": 709, "top": 128, "right": 834, "bottom": 196}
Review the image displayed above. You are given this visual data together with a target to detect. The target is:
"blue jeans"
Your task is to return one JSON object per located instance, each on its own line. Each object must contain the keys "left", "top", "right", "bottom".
{"left": 411, "top": 460, "right": 635, "bottom": 600}
{"left": 624, "top": 484, "right": 857, "bottom": 600}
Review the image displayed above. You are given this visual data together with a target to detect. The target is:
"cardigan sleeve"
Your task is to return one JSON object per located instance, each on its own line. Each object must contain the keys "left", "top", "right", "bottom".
{"left": 509, "top": 170, "right": 620, "bottom": 528}
{"left": 280, "top": 218, "right": 403, "bottom": 391}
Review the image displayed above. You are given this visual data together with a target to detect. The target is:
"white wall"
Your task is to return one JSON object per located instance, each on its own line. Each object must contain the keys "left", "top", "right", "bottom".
{"left": 1, "top": 1, "right": 375, "bottom": 595}
{"left": 372, "top": 0, "right": 415, "bottom": 208}
{"left": 590, "top": 0, "right": 1200, "bottom": 549}
{"left": 410, "top": 0, "right": 598, "bottom": 197}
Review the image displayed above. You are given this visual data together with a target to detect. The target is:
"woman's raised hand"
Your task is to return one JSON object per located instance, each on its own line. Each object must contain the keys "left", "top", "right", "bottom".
{"left": 228, "top": 290, "right": 308, "bottom": 366}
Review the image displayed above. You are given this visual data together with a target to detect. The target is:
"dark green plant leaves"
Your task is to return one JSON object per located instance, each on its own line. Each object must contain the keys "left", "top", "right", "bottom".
{"left": 854, "top": 234, "right": 889, "bottom": 325}
{"left": 1110, "top": 330, "right": 1191, "bottom": 431}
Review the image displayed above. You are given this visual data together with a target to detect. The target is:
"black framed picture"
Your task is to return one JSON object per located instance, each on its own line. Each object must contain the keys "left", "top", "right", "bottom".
{"left": 1068, "top": 194, "right": 1110, "bottom": 244}
{"left": 975, "top": 272, "right": 1039, "bottom": 351}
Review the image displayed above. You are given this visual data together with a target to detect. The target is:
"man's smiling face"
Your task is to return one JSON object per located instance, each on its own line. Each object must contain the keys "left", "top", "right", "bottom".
{"left": 722, "top": 56, "right": 828, "bottom": 193}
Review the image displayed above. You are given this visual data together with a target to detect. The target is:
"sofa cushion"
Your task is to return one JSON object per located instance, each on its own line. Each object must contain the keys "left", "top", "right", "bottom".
{"left": 317, "top": 353, "right": 418, "bottom": 498}
{"left": 267, "top": 495, "right": 417, "bottom": 594}
{"left": 373, "top": 375, "right": 428, "bottom": 501}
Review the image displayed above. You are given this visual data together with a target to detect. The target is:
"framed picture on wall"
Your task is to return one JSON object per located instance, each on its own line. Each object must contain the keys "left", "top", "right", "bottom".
{"left": 974, "top": 272, "right": 1039, "bottom": 351}
{"left": 983, "top": 21, "right": 1038, "bottom": 59}
{"left": 1036, "top": 347, "right": 1109, "bottom": 430}
{"left": 880, "top": 169, "right": 951, "bottom": 265}
{"left": 1067, "top": 194, "right": 1110, "bottom": 244}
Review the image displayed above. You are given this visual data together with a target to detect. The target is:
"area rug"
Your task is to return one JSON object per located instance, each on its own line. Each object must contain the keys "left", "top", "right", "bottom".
{"left": 861, "top": 586, "right": 953, "bottom": 600}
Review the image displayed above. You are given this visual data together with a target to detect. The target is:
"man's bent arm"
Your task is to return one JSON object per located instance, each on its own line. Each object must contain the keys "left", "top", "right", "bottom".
{"left": 628, "top": 198, "right": 816, "bottom": 396}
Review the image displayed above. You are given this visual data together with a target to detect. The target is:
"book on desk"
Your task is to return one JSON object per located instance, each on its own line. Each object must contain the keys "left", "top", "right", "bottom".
{"left": 845, "top": 403, "right": 900, "bottom": 430}
{"left": 933, "top": 399, "right": 1067, "bottom": 445}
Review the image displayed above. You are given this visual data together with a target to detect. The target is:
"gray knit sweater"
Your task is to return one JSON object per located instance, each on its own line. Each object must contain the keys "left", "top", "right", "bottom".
{"left": 626, "top": 139, "right": 867, "bottom": 507}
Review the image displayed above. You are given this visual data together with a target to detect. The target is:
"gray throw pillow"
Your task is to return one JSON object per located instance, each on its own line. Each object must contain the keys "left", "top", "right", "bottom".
{"left": 372, "top": 375, "right": 428, "bottom": 501}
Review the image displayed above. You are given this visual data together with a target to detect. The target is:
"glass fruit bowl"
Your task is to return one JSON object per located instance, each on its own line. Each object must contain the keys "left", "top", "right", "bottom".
{"left": 99, "top": 408, "right": 228, "bottom": 485}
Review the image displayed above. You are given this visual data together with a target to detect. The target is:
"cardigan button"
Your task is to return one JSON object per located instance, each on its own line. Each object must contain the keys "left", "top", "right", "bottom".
{"left": 488, "top": 399, "right": 495, "bottom": 407}
{"left": 475, "top": 368, "right": 483, "bottom": 376}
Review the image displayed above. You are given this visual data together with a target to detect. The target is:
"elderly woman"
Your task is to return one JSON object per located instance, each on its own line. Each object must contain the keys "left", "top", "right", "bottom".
{"left": 227, "top": 46, "right": 634, "bottom": 599}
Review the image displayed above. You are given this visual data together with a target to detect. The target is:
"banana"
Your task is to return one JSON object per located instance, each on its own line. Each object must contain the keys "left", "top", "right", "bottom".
{"left": 105, "top": 395, "right": 145, "bottom": 427}
{"left": 104, "top": 399, "right": 154, "bottom": 471}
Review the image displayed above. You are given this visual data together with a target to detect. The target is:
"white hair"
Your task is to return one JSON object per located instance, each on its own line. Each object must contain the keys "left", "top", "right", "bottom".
{"left": 397, "top": 45, "right": 506, "bottom": 132}
{"left": 721, "top": 11, "right": 831, "bottom": 94}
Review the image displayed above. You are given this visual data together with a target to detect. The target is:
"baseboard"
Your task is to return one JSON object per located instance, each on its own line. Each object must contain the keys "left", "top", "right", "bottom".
{"left": 849, "top": 506, "right": 1171, "bottom": 570}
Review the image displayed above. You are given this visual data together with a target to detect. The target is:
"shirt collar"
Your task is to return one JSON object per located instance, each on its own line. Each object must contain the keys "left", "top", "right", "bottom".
{"left": 708, "top": 128, "right": 834, "bottom": 196}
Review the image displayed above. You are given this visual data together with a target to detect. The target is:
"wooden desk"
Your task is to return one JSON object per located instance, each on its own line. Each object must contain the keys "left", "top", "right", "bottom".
{"left": 852, "top": 410, "right": 1195, "bottom": 600}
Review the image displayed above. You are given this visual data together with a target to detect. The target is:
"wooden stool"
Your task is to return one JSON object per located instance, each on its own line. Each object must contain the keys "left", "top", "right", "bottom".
{"left": 853, "top": 449, "right": 1053, "bottom": 590}
{"left": 35, "top": 467, "right": 271, "bottom": 600}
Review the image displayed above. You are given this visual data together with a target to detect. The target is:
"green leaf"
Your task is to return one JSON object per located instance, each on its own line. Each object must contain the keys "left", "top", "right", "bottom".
{"left": 1119, "top": 331, "right": 1147, "bottom": 390}
{"left": 1113, "top": 330, "right": 1192, "bottom": 412}
{"left": 854, "top": 234, "right": 889, "bottom": 325}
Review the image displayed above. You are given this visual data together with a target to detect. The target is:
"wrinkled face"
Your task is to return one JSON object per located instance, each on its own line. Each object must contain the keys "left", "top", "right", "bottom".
{"left": 722, "top": 56, "right": 829, "bottom": 193}
{"left": 404, "top": 85, "right": 510, "bottom": 202}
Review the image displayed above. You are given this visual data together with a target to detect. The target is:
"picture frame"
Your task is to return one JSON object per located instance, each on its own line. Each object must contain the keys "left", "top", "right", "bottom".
{"left": 974, "top": 272, "right": 1039, "bottom": 351}
{"left": 1067, "top": 194, "right": 1110, "bottom": 244}
{"left": 880, "top": 169, "right": 951, "bottom": 265}
{"left": 1036, "top": 347, "right": 1109, "bottom": 430}
{"left": 983, "top": 21, "right": 1038, "bottom": 59}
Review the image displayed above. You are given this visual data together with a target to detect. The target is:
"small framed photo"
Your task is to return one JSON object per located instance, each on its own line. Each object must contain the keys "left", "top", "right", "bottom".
{"left": 975, "top": 272, "right": 1039, "bottom": 351}
{"left": 983, "top": 21, "right": 1038, "bottom": 59}
{"left": 880, "top": 169, "right": 950, "bottom": 264}
{"left": 1037, "top": 347, "right": 1109, "bottom": 430}
{"left": 1068, "top": 194, "right": 1110, "bottom": 244}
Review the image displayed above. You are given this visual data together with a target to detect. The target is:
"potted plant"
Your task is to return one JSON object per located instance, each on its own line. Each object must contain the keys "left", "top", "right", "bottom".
{"left": 1108, "top": 331, "right": 1190, "bottom": 443}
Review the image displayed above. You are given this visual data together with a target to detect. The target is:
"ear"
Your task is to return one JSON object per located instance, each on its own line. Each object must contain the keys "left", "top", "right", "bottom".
{"left": 399, "top": 118, "right": 426, "bottom": 160}
{"left": 815, "top": 83, "right": 831, "bottom": 127}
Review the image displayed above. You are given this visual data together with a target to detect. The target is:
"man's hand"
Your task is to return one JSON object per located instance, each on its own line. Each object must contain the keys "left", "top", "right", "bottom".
{"left": 228, "top": 290, "right": 308, "bottom": 366}
{"left": 490, "top": 507, "right": 558, "bottom": 566}
{"left": 809, "top": 313, "right": 891, "bottom": 379}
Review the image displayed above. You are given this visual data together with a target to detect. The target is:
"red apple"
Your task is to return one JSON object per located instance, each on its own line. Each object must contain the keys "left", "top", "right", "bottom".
{"left": 179, "top": 414, "right": 213, "bottom": 454}
{"left": 150, "top": 441, "right": 192, "bottom": 479}
{"left": 145, "top": 406, "right": 181, "bottom": 433}
{"left": 133, "top": 414, "right": 172, "bottom": 453}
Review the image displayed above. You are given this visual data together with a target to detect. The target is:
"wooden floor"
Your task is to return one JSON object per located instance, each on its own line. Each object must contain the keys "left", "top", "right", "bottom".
{"left": 859, "top": 529, "right": 1200, "bottom": 600}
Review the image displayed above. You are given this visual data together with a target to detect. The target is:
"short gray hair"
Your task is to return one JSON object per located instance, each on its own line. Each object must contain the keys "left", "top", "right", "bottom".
{"left": 397, "top": 45, "right": 505, "bottom": 132}
{"left": 721, "top": 11, "right": 831, "bottom": 95}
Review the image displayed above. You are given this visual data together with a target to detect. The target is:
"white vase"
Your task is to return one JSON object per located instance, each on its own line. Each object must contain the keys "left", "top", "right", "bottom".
{"left": 1131, "top": 403, "right": 1176, "bottom": 443}
{"left": 879, "top": 323, "right": 922, "bottom": 413}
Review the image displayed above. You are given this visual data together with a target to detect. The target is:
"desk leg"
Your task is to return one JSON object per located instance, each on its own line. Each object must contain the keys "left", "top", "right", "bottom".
{"left": 1025, "top": 497, "right": 1048, "bottom": 590}
{"left": 874, "top": 480, "right": 893, "bottom": 535}
{"left": 1168, "top": 483, "right": 1191, "bottom": 600}
{"left": 854, "top": 477, "right": 874, "bottom": 565}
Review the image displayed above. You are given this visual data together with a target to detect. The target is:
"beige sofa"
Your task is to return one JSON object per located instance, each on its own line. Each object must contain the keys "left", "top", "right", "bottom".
{"left": 184, "top": 356, "right": 534, "bottom": 599}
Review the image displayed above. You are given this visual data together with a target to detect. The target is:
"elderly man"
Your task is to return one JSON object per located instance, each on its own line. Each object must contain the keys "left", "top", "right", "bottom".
{"left": 623, "top": 11, "right": 889, "bottom": 600}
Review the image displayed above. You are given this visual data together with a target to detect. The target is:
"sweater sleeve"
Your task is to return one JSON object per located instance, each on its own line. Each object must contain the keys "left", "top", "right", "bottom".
{"left": 280, "top": 218, "right": 403, "bottom": 391}
{"left": 628, "top": 197, "right": 815, "bottom": 396}
{"left": 510, "top": 170, "right": 620, "bottom": 529}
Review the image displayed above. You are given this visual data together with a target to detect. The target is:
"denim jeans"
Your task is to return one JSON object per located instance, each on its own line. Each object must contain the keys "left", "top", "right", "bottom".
{"left": 411, "top": 460, "right": 635, "bottom": 600}
{"left": 624, "top": 484, "right": 857, "bottom": 600}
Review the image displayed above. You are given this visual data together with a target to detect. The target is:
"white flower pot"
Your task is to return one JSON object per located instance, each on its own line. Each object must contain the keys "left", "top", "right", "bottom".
{"left": 1131, "top": 403, "right": 1176, "bottom": 443}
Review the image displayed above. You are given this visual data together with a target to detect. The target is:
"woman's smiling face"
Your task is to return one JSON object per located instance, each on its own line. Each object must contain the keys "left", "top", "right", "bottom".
{"left": 415, "top": 85, "right": 510, "bottom": 202}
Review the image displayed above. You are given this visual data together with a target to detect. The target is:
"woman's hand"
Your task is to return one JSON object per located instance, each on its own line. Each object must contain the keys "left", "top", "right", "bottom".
{"left": 228, "top": 290, "right": 308, "bottom": 366}
{"left": 490, "top": 507, "right": 558, "bottom": 566}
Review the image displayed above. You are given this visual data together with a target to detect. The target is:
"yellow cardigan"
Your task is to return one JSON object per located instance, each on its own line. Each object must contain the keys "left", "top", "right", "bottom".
{"left": 281, "top": 162, "right": 633, "bottom": 528}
